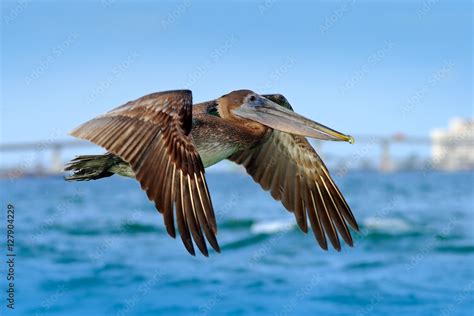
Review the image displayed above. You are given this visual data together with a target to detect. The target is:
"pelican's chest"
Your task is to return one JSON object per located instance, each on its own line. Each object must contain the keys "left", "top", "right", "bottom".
{"left": 196, "top": 141, "right": 240, "bottom": 168}
{"left": 190, "top": 116, "right": 268, "bottom": 168}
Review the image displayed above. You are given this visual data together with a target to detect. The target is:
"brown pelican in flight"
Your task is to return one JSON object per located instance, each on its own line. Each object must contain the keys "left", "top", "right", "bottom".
{"left": 66, "top": 90, "right": 358, "bottom": 256}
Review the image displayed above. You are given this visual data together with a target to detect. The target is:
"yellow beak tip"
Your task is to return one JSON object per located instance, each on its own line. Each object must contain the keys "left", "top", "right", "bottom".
{"left": 348, "top": 136, "right": 355, "bottom": 144}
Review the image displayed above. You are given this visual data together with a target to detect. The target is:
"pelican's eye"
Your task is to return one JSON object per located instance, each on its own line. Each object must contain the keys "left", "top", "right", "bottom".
{"left": 249, "top": 95, "right": 257, "bottom": 102}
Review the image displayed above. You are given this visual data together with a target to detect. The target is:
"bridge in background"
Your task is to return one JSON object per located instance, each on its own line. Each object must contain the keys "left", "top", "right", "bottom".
{"left": 0, "top": 134, "right": 434, "bottom": 176}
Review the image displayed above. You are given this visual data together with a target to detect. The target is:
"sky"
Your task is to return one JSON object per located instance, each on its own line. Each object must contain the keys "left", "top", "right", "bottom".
{"left": 0, "top": 0, "right": 472, "bottom": 166}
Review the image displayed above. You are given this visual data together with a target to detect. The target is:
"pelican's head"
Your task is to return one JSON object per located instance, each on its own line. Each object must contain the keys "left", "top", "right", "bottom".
{"left": 217, "top": 90, "right": 354, "bottom": 143}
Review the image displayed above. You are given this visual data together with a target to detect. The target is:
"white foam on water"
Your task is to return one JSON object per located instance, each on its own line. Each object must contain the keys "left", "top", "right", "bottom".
{"left": 251, "top": 220, "right": 294, "bottom": 234}
{"left": 364, "top": 217, "right": 412, "bottom": 233}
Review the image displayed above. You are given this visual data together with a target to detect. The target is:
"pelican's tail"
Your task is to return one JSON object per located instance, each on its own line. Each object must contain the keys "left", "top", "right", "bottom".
{"left": 64, "top": 153, "right": 118, "bottom": 181}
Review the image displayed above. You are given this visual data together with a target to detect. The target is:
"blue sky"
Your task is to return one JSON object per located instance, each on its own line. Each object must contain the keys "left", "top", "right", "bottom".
{"left": 0, "top": 0, "right": 472, "bottom": 165}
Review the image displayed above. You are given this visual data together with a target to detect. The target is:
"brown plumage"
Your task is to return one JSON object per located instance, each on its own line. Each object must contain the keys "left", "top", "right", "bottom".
{"left": 67, "top": 89, "right": 358, "bottom": 256}
{"left": 229, "top": 131, "right": 358, "bottom": 250}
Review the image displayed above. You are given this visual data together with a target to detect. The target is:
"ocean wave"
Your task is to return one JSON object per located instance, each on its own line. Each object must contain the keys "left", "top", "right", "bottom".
{"left": 221, "top": 235, "right": 270, "bottom": 251}
{"left": 218, "top": 219, "right": 254, "bottom": 230}
{"left": 250, "top": 220, "right": 294, "bottom": 234}
{"left": 345, "top": 261, "right": 387, "bottom": 270}
{"left": 435, "top": 245, "right": 474, "bottom": 254}
{"left": 39, "top": 222, "right": 162, "bottom": 237}
{"left": 363, "top": 217, "right": 413, "bottom": 234}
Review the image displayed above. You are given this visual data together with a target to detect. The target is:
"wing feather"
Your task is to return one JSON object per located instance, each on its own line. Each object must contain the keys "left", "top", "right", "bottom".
{"left": 314, "top": 179, "right": 341, "bottom": 250}
{"left": 305, "top": 188, "right": 328, "bottom": 249}
{"left": 70, "top": 90, "right": 219, "bottom": 256}
{"left": 294, "top": 175, "right": 308, "bottom": 233}
{"left": 228, "top": 95, "right": 358, "bottom": 251}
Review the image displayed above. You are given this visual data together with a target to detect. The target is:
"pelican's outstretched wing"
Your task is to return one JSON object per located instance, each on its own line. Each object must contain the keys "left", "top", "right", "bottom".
{"left": 70, "top": 90, "right": 219, "bottom": 256}
{"left": 228, "top": 94, "right": 359, "bottom": 251}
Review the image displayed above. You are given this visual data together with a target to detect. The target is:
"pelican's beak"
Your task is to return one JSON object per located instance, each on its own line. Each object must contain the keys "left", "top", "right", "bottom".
{"left": 232, "top": 96, "right": 355, "bottom": 143}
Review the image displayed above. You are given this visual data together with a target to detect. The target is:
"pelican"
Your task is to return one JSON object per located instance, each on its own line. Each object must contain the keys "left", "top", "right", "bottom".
{"left": 66, "top": 90, "right": 358, "bottom": 256}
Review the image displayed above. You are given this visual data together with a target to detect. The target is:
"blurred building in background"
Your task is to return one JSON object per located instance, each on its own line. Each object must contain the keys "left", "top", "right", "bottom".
{"left": 431, "top": 118, "right": 474, "bottom": 171}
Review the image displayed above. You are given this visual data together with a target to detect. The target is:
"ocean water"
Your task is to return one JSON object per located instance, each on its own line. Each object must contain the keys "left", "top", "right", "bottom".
{"left": 1, "top": 171, "right": 473, "bottom": 316}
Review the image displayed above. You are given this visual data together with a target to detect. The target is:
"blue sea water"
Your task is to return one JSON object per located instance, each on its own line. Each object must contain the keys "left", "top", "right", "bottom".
{"left": 0, "top": 171, "right": 473, "bottom": 316}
